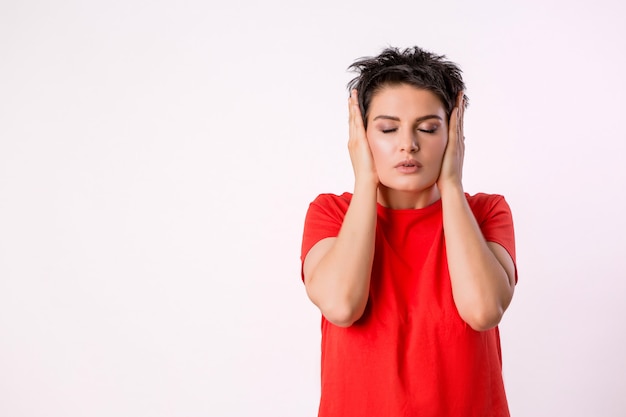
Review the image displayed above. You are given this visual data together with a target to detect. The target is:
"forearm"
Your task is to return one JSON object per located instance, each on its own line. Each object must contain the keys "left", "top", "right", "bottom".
{"left": 441, "top": 183, "right": 514, "bottom": 331}
{"left": 305, "top": 181, "right": 377, "bottom": 326}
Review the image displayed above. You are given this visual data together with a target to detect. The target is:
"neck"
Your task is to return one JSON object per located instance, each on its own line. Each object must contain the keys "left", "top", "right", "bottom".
{"left": 377, "top": 185, "right": 441, "bottom": 209}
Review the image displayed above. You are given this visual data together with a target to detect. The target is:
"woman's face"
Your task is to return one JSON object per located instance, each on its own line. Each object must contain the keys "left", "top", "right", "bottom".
{"left": 366, "top": 84, "right": 448, "bottom": 207}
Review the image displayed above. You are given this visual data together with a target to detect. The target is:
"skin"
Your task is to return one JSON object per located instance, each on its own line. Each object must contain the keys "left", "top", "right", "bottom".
{"left": 303, "top": 84, "right": 516, "bottom": 330}
{"left": 366, "top": 85, "right": 448, "bottom": 209}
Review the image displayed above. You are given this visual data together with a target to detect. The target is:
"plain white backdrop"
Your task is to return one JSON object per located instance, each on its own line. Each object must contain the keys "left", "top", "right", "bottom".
{"left": 1, "top": 0, "right": 625, "bottom": 416}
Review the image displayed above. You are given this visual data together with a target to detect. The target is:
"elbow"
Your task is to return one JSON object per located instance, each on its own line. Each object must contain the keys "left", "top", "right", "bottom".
{"left": 460, "top": 305, "right": 505, "bottom": 332}
{"left": 321, "top": 303, "right": 366, "bottom": 328}
{"left": 306, "top": 281, "right": 368, "bottom": 327}
{"left": 455, "top": 281, "right": 514, "bottom": 331}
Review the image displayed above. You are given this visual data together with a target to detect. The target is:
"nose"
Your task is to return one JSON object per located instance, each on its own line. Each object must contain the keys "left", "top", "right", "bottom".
{"left": 399, "top": 129, "right": 419, "bottom": 153}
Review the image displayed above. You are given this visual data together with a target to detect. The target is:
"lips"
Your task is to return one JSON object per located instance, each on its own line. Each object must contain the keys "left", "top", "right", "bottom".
{"left": 395, "top": 159, "right": 422, "bottom": 168}
{"left": 394, "top": 159, "right": 422, "bottom": 174}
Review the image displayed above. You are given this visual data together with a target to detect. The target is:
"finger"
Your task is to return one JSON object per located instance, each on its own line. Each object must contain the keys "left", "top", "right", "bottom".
{"left": 447, "top": 106, "right": 458, "bottom": 152}
{"left": 457, "top": 92, "right": 465, "bottom": 136}
{"left": 348, "top": 90, "right": 358, "bottom": 141}
{"left": 350, "top": 90, "right": 365, "bottom": 132}
{"left": 348, "top": 89, "right": 355, "bottom": 121}
{"left": 349, "top": 91, "right": 368, "bottom": 149}
{"left": 449, "top": 105, "right": 458, "bottom": 140}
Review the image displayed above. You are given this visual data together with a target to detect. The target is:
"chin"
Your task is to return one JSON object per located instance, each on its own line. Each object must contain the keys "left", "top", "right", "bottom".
{"left": 379, "top": 178, "right": 437, "bottom": 194}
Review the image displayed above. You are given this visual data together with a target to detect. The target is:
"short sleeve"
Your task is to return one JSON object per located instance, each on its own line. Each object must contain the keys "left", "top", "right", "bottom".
{"left": 300, "top": 193, "right": 351, "bottom": 281}
{"left": 469, "top": 193, "right": 518, "bottom": 283}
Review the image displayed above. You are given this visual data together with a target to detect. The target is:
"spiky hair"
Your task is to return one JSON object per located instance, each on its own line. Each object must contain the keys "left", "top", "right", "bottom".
{"left": 347, "top": 46, "right": 468, "bottom": 126}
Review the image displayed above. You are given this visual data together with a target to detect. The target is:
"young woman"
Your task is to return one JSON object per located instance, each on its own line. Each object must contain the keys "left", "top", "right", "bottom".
{"left": 300, "top": 47, "right": 517, "bottom": 416}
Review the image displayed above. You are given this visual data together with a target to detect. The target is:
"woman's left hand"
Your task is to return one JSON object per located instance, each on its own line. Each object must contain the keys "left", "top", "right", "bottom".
{"left": 437, "top": 91, "right": 465, "bottom": 192}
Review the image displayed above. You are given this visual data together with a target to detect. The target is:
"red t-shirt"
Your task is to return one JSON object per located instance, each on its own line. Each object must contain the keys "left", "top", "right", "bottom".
{"left": 301, "top": 192, "right": 517, "bottom": 417}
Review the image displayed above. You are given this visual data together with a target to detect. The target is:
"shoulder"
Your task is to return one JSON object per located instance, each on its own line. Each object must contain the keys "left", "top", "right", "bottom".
{"left": 466, "top": 192, "right": 512, "bottom": 223}
{"left": 466, "top": 192, "right": 506, "bottom": 206}
{"left": 301, "top": 192, "right": 352, "bottom": 263}
{"left": 466, "top": 192, "right": 509, "bottom": 212}
{"left": 303, "top": 192, "right": 353, "bottom": 228}
{"left": 309, "top": 192, "right": 353, "bottom": 212}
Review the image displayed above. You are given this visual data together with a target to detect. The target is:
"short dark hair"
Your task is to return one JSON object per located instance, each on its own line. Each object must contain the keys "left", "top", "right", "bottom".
{"left": 347, "top": 46, "right": 468, "bottom": 127}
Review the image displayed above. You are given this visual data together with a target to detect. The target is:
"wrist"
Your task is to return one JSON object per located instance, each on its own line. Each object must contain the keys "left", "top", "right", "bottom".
{"left": 354, "top": 177, "right": 378, "bottom": 196}
{"left": 354, "top": 174, "right": 379, "bottom": 190}
{"left": 438, "top": 179, "right": 464, "bottom": 198}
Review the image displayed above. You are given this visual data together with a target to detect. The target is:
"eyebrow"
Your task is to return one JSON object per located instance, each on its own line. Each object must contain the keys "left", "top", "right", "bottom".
{"left": 372, "top": 114, "right": 443, "bottom": 123}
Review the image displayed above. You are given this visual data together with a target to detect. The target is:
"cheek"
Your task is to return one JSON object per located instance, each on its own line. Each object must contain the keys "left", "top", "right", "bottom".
{"left": 366, "top": 135, "right": 387, "bottom": 161}
{"left": 438, "top": 138, "right": 448, "bottom": 157}
{"left": 422, "top": 136, "right": 448, "bottom": 172}
{"left": 433, "top": 134, "right": 448, "bottom": 157}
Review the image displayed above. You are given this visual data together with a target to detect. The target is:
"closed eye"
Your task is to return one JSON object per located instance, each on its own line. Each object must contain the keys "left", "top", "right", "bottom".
{"left": 418, "top": 128, "right": 437, "bottom": 134}
{"left": 381, "top": 128, "right": 397, "bottom": 134}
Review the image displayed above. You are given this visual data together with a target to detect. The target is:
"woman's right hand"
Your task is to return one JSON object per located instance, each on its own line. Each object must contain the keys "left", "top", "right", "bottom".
{"left": 348, "top": 89, "right": 379, "bottom": 187}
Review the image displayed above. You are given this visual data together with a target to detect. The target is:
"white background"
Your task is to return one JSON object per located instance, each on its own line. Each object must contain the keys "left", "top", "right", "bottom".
{"left": 1, "top": 0, "right": 625, "bottom": 416}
